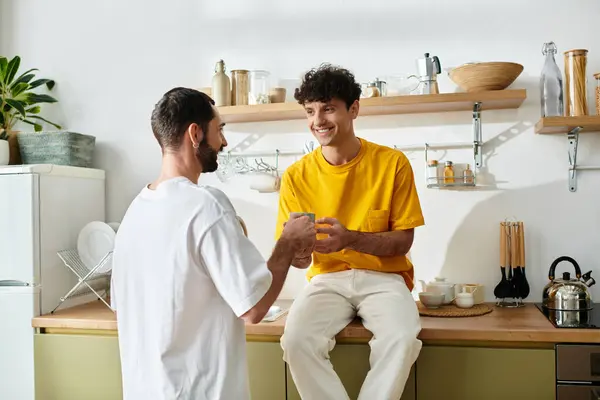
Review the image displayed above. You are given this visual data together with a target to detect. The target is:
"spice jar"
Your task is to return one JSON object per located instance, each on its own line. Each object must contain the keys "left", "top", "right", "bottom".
{"left": 564, "top": 49, "right": 588, "bottom": 116}
{"left": 443, "top": 161, "right": 455, "bottom": 184}
{"left": 463, "top": 164, "right": 474, "bottom": 184}
{"left": 594, "top": 73, "right": 600, "bottom": 115}
{"left": 249, "top": 70, "right": 271, "bottom": 105}
{"left": 427, "top": 160, "right": 439, "bottom": 185}
{"left": 231, "top": 70, "right": 249, "bottom": 106}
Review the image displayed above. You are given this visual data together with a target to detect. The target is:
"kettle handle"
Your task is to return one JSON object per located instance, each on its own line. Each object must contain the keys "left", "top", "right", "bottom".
{"left": 433, "top": 56, "right": 441, "bottom": 75}
{"left": 548, "top": 256, "right": 581, "bottom": 280}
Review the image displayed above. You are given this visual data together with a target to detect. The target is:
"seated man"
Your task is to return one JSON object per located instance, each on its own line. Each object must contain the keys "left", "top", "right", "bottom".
{"left": 275, "top": 64, "right": 425, "bottom": 400}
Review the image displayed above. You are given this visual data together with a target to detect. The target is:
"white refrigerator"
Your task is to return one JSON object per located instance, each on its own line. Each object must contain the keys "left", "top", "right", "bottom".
{"left": 0, "top": 164, "right": 106, "bottom": 400}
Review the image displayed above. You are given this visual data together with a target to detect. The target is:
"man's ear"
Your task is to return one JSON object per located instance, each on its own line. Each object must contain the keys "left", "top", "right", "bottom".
{"left": 188, "top": 123, "right": 203, "bottom": 148}
{"left": 349, "top": 100, "right": 360, "bottom": 119}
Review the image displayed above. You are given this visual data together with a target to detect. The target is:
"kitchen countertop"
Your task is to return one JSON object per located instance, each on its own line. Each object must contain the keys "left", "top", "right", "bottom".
{"left": 31, "top": 300, "right": 600, "bottom": 344}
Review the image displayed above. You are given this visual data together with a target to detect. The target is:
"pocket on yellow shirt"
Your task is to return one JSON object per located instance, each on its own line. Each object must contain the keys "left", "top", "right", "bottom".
{"left": 367, "top": 209, "right": 390, "bottom": 232}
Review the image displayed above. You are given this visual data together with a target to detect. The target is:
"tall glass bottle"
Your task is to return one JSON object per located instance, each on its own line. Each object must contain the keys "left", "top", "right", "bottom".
{"left": 540, "top": 42, "right": 564, "bottom": 117}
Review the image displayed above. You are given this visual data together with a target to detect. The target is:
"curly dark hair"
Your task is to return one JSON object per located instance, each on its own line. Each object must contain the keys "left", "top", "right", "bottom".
{"left": 294, "top": 64, "right": 362, "bottom": 109}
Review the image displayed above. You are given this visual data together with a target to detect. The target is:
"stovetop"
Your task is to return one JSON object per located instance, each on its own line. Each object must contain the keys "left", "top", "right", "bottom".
{"left": 535, "top": 303, "right": 600, "bottom": 329}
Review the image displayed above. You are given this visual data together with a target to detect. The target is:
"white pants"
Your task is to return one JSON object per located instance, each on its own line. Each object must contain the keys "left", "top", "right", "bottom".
{"left": 281, "top": 269, "right": 422, "bottom": 400}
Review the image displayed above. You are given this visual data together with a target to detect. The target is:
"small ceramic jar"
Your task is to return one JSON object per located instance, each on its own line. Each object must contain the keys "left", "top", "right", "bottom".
{"left": 455, "top": 288, "right": 474, "bottom": 309}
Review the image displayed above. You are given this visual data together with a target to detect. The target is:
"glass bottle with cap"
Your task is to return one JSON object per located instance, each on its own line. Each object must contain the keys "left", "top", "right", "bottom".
{"left": 444, "top": 161, "right": 455, "bottom": 184}
{"left": 463, "top": 164, "right": 474, "bottom": 184}
{"left": 540, "top": 42, "right": 564, "bottom": 117}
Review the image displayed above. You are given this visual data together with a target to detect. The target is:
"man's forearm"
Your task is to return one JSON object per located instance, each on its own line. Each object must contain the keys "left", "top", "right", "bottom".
{"left": 246, "top": 238, "right": 295, "bottom": 322}
{"left": 345, "top": 230, "right": 413, "bottom": 257}
{"left": 263, "top": 237, "right": 295, "bottom": 302}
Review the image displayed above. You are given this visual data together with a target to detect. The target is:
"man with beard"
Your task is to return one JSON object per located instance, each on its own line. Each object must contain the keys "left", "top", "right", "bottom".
{"left": 111, "top": 87, "right": 316, "bottom": 400}
{"left": 275, "top": 65, "right": 425, "bottom": 399}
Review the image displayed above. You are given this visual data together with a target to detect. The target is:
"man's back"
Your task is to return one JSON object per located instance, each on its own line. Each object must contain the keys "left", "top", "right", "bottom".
{"left": 111, "top": 177, "right": 271, "bottom": 400}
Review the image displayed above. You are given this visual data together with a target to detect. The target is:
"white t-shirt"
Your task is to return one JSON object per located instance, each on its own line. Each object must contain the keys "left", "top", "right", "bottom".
{"left": 110, "top": 177, "right": 272, "bottom": 400}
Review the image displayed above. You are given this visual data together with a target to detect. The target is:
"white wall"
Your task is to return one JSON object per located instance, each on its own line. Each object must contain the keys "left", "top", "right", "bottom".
{"left": 3, "top": 0, "right": 600, "bottom": 302}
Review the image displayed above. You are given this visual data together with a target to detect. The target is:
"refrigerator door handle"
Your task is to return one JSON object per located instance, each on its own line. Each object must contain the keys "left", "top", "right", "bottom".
{"left": 0, "top": 280, "right": 31, "bottom": 286}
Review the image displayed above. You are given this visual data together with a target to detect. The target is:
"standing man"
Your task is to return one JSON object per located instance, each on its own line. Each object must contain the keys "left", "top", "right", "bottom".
{"left": 111, "top": 87, "right": 315, "bottom": 400}
{"left": 275, "top": 65, "right": 425, "bottom": 399}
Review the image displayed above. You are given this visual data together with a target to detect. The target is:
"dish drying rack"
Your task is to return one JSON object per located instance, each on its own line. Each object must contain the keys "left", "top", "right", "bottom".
{"left": 51, "top": 249, "right": 113, "bottom": 313}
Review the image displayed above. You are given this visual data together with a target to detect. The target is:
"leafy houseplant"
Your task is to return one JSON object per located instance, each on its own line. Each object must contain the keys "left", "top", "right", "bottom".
{"left": 0, "top": 55, "right": 61, "bottom": 134}
{"left": 0, "top": 55, "right": 96, "bottom": 167}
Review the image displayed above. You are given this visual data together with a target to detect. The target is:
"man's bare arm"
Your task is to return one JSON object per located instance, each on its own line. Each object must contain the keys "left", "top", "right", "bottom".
{"left": 345, "top": 229, "right": 414, "bottom": 257}
{"left": 314, "top": 217, "right": 414, "bottom": 257}
{"left": 241, "top": 237, "right": 295, "bottom": 324}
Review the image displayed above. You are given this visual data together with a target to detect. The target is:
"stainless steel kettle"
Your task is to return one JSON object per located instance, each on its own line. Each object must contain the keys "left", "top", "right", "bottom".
{"left": 542, "top": 256, "right": 595, "bottom": 311}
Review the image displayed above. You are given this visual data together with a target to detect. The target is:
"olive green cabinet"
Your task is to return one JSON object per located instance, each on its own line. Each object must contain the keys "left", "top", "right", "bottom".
{"left": 246, "top": 342, "right": 287, "bottom": 400}
{"left": 415, "top": 346, "right": 555, "bottom": 400}
{"left": 286, "top": 343, "right": 416, "bottom": 400}
{"left": 34, "top": 334, "right": 555, "bottom": 400}
{"left": 34, "top": 333, "right": 122, "bottom": 400}
{"left": 34, "top": 334, "right": 286, "bottom": 400}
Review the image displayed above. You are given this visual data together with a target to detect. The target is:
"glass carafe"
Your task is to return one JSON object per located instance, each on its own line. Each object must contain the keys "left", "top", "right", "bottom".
{"left": 540, "top": 42, "right": 564, "bottom": 117}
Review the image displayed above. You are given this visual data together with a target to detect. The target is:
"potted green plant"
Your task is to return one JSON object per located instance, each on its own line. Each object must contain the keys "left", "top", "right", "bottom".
{"left": 0, "top": 55, "right": 96, "bottom": 167}
{"left": 0, "top": 130, "right": 9, "bottom": 165}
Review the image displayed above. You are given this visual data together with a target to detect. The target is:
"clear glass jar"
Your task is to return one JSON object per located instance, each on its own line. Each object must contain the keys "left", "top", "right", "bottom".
{"left": 594, "top": 73, "right": 600, "bottom": 115}
{"left": 564, "top": 49, "right": 588, "bottom": 116}
{"left": 427, "top": 160, "right": 439, "bottom": 185}
{"left": 231, "top": 70, "right": 249, "bottom": 106}
{"left": 249, "top": 70, "right": 271, "bottom": 105}
{"left": 540, "top": 42, "right": 564, "bottom": 117}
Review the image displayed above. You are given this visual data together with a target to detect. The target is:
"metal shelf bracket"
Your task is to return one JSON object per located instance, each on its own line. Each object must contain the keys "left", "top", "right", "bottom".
{"left": 567, "top": 127, "right": 582, "bottom": 192}
{"left": 473, "top": 102, "right": 483, "bottom": 168}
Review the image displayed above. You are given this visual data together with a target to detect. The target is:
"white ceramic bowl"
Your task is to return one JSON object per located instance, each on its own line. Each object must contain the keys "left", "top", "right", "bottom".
{"left": 419, "top": 292, "right": 445, "bottom": 309}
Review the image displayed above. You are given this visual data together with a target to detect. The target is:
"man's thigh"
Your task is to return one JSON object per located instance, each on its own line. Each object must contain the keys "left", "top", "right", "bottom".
{"left": 355, "top": 271, "right": 421, "bottom": 338}
{"left": 283, "top": 272, "right": 357, "bottom": 349}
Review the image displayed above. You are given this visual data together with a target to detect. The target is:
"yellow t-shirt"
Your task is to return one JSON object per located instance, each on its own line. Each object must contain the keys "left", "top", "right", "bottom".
{"left": 275, "top": 138, "right": 425, "bottom": 291}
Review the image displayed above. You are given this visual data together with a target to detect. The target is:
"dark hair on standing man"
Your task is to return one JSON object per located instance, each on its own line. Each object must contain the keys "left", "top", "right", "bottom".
{"left": 151, "top": 87, "right": 215, "bottom": 151}
{"left": 294, "top": 63, "right": 362, "bottom": 110}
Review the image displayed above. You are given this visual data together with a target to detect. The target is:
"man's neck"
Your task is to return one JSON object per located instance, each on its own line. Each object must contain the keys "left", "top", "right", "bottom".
{"left": 321, "top": 135, "right": 362, "bottom": 166}
{"left": 149, "top": 153, "right": 201, "bottom": 190}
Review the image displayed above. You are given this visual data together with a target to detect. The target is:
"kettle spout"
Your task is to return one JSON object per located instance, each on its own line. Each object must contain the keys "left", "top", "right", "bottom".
{"left": 418, "top": 279, "right": 427, "bottom": 292}
{"left": 582, "top": 271, "right": 596, "bottom": 288}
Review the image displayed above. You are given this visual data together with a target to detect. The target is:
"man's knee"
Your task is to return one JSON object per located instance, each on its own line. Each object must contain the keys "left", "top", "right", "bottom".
{"left": 281, "top": 326, "right": 333, "bottom": 361}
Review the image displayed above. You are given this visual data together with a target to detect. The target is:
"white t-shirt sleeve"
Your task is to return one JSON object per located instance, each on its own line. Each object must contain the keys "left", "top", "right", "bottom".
{"left": 199, "top": 212, "right": 273, "bottom": 317}
{"left": 109, "top": 272, "right": 117, "bottom": 312}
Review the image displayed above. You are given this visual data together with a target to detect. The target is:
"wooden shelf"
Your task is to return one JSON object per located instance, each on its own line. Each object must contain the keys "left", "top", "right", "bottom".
{"left": 535, "top": 116, "right": 600, "bottom": 134}
{"left": 218, "top": 89, "right": 527, "bottom": 123}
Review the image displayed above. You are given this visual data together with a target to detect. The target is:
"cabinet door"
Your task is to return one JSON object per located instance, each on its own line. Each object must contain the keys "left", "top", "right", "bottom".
{"left": 34, "top": 333, "right": 123, "bottom": 400}
{"left": 287, "top": 343, "right": 416, "bottom": 400}
{"left": 416, "top": 346, "right": 555, "bottom": 400}
{"left": 246, "top": 342, "right": 286, "bottom": 400}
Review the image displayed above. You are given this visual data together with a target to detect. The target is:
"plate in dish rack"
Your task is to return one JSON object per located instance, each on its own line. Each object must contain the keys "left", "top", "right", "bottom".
{"left": 77, "top": 221, "right": 116, "bottom": 273}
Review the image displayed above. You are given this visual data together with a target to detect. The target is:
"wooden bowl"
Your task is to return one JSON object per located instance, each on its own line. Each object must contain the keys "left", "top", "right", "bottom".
{"left": 449, "top": 62, "right": 524, "bottom": 92}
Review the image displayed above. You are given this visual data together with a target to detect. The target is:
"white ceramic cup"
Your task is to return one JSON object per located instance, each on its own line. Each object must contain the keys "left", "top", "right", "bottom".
{"left": 249, "top": 172, "right": 280, "bottom": 193}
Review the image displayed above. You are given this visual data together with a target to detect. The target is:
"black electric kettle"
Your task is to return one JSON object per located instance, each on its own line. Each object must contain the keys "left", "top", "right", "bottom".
{"left": 542, "top": 256, "right": 595, "bottom": 311}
